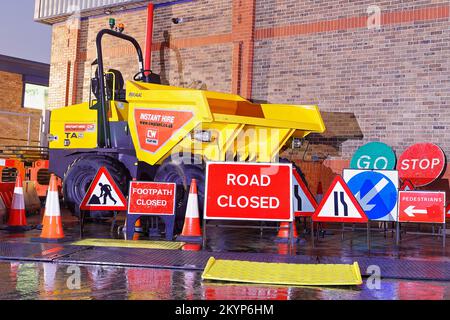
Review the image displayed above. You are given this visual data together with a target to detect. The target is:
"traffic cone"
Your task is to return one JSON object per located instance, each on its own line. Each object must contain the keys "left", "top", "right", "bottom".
{"left": 177, "top": 179, "right": 202, "bottom": 243}
{"left": 182, "top": 243, "right": 202, "bottom": 251}
{"left": 277, "top": 243, "right": 289, "bottom": 255}
{"left": 135, "top": 218, "right": 143, "bottom": 233}
{"left": 316, "top": 181, "right": 323, "bottom": 203}
{"left": 6, "top": 175, "right": 30, "bottom": 232}
{"left": 32, "top": 175, "right": 66, "bottom": 243}
{"left": 275, "top": 222, "right": 299, "bottom": 243}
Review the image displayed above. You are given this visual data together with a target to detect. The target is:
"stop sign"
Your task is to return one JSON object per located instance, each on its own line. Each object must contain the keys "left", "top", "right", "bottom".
{"left": 397, "top": 143, "right": 446, "bottom": 187}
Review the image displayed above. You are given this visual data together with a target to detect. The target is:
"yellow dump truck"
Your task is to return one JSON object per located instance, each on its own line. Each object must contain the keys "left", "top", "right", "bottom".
{"left": 48, "top": 29, "right": 325, "bottom": 225}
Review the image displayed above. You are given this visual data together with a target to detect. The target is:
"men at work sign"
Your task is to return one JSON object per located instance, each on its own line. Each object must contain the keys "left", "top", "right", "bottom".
{"left": 204, "top": 162, "right": 293, "bottom": 221}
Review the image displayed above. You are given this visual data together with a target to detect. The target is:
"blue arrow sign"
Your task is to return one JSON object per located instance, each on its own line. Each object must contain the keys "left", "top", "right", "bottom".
{"left": 346, "top": 171, "right": 398, "bottom": 221}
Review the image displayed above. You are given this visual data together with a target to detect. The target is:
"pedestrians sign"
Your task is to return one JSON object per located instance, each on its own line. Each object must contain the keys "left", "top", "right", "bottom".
{"left": 343, "top": 169, "right": 398, "bottom": 221}
{"left": 350, "top": 142, "right": 396, "bottom": 170}
{"left": 398, "top": 191, "right": 445, "bottom": 224}
{"left": 397, "top": 143, "right": 446, "bottom": 187}
{"left": 292, "top": 170, "right": 317, "bottom": 217}
{"left": 400, "top": 180, "right": 414, "bottom": 191}
{"left": 312, "top": 176, "right": 368, "bottom": 223}
{"left": 80, "top": 167, "right": 127, "bottom": 211}
{"left": 128, "top": 182, "right": 176, "bottom": 215}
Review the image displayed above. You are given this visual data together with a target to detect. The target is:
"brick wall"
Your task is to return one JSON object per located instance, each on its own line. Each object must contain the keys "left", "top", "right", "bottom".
{"left": 0, "top": 71, "right": 41, "bottom": 146}
{"left": 47, "top": 0, "right": 450, "bottom": 178}
{"left": 254, "top": 1, "right": 450, "bottom": 162}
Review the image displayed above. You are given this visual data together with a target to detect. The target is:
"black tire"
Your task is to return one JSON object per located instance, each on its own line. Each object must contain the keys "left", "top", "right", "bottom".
{"left": 153, "top": 154, "right": 205, "bottom": 232}
{"left": 63, "top": 155, "right": 130, "bottom": 219}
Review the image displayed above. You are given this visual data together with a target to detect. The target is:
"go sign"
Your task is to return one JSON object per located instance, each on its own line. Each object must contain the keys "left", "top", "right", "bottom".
{"left": 350, "top": 142, "right": 396, "bottom": 170}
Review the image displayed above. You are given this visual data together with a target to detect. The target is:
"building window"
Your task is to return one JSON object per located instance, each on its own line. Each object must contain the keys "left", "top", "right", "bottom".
{"left": 23, "top": 83, "right": 48, "bottom": 110}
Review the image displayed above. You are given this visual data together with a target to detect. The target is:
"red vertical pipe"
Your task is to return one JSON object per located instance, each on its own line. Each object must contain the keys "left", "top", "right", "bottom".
{"left": 145, "top": 3, "right": 154, "bottom": 71}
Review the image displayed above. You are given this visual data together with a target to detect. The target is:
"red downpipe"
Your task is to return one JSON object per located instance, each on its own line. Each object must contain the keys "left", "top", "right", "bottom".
{"left": 145, "top": 3, "right": 154, "bottom": 71}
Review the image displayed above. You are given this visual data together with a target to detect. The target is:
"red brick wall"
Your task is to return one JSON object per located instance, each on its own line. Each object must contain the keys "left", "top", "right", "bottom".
{"left": 0, "top": 71, "right": 41, "bottom": 146}
{"left": 46, "top": 0, "right": 450, "bottom": 190}
{"left": 253, "top": 2, "right": 450, "bottom": 161}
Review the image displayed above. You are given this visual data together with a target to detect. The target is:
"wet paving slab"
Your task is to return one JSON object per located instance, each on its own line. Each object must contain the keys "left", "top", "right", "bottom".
{"left": 0, "top": 261, "right": 450, "bottom": 300}
{"left": 0, "top": 212, "right": 449, "bottom": 299}
{"left": 0, "top": 242, "right": 92, "bottom": 262}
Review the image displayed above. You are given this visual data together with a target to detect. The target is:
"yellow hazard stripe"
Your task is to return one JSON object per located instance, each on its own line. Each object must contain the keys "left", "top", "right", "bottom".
{"left": 72, "top": 238, "right": 185, "bottom": 250}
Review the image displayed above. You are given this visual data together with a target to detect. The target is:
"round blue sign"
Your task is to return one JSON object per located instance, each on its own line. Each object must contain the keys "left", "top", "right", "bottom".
{"left": 347, "top": 171, "right": 397, "bottom": 220}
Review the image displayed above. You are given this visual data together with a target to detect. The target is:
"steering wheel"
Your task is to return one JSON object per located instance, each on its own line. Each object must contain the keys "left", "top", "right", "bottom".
{"left": 133, "top": 70, "right": 154, "bottom": 82}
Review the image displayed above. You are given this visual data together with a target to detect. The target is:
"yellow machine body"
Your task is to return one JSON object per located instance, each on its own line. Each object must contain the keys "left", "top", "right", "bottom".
{"left": 49, "top": 81, "right": 325, "bottom": 165}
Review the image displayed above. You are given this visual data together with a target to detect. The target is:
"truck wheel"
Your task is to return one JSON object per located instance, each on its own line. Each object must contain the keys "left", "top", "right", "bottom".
{"left": 63, "top": 155, "right": 130, "bottom": 219}
{"left": 154, "top": 155, "right": 205, "bottom": 232}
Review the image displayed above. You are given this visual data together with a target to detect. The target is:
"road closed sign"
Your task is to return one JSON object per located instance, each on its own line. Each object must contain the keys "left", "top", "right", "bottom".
{"left": 204, "top": 162, "right": 293, "bottom": 221}
{"left": 350, "top": 142, "right": 396, "bottom": 170}
{"left": 128, "top": 182, "right": 176, "bottom": 215}
{"left": 397, "top": 143, "right": 446, "bottom": 187}
{"left": 398, "top": 191, "right": 445, "bottom": 224}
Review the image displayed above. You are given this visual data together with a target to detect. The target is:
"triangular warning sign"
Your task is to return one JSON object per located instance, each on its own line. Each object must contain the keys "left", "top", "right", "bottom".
{"left": 400, "top": 180, "right": 415, "bottom": 191}
{"left": 80, "top": 167, "right": 127, "bottom": 211}
{"left": 312, "top": 176, "right": 368, "bottom": 223}
{"left": 292, "top": 170, "right": 317, "bottom": 217}
{"left": 446, "top": 203, "right": 450, "bottom": 217}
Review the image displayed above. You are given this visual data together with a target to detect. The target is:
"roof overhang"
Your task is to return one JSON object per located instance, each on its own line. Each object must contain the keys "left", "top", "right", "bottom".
{"left": 34, "top": 0, "right": 148, "bottom": 25}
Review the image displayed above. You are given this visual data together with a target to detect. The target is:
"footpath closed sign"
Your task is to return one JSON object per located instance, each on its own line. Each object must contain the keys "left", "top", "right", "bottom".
{"left": 398, "top": 191, "right": 445, "bottom": 223}
{"left": 204, "top": 162, "right": 292, "bottom": 221}
{"left": 128, "top": 181, "right": 176, "bottom": 215}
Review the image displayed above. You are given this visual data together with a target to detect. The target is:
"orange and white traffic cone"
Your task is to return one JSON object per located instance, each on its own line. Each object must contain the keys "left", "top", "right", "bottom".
{"left": 32, "top": 174, "right": 66, "bottom": 243}
{"left": 315, "top": 181, "right": 323, "bottom": 204}
{"left": 275, "top": 222, "right": 299, "bottom": 243}
{"left": 6, "top": 175, "right": 30, "bottom": 232}
{"left": 177, "top": 179, "right": 202, "bottom": 243}
{"left": 134, "top": 218, "right": 143, "bottom": 233}
{"left": 182, "top": 243, "right": 202, "bottom": 251}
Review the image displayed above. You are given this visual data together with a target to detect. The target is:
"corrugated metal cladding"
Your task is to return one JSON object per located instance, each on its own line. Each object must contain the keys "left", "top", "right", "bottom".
{"left": 34, "top": 0, "right": 146, "bottom": 22}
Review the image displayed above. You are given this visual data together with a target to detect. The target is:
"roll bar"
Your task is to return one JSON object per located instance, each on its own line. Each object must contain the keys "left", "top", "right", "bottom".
{"left": 94, "top": 29, "right": 145, "bottom": 148}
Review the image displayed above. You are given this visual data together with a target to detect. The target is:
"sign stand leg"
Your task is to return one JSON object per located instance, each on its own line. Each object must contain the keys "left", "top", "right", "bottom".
{"left": 303, "top": 217, "right": 307, "bottom": 233}
{"left": 396, "top": 222, "right": 400, "bottom": 246}
{"left": 79, "top": 208, "right": 85, "bottom": 239}
{"left": 311, "top": 219, "right": 315, "bottom": 248}
{"left": 367, "top": 221, "right": 371, "bottom": 251}
{"left": 443, "top": 223, "right": 446, "bottom": 249}
{"left": 341, "top": 223, "right": 345, "bottom": 241}
{"left": 110, "top": 211, "right": 118, "bottom": 235}
{"left": 125, "top": 215, "right": 140, "bottom": 241}
{"left": 202, "top": 221, "right": 207, "bottom": 250}
{"left": 317, "top": 223, "right": 321, "bottom": 241}
{"left": 161, "top": 216, "right": 175, "bottom": 241}
{"left": 289, "top": 221, "right": 294, "bottom": 256}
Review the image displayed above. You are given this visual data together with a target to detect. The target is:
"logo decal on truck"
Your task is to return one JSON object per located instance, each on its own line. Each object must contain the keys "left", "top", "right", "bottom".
{"left": 134, "top": 109, "right": 194, "bottom": 154}
{"left": 146, "top": 129, "right": 159, "bottom": 145}
{"left": 64, "top": 123, "right": 96, "bottom": 133}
